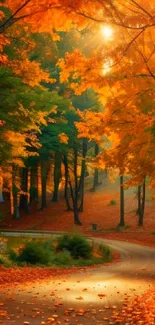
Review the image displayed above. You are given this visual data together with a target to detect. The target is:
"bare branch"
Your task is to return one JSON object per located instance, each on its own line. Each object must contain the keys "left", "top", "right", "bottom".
{"left": 0, "top": 0, "right": 31, "bottom": 33}
{"left": 127, "top": 0, "right": 153, "bottom": 18}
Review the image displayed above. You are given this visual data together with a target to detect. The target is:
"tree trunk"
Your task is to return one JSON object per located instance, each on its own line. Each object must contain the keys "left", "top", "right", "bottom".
{"left": 78, "top": 138, "right": 87, "bottom": 212}
{"left": 10, "top": 169, "right": 14, "bottom": 216}
{"left": 0, "top": 167, "right": 4, "bottom": 203}
{"left": 104, "top": 169, "right": 108, "bottom": 178}
{"left": 30, "top": 165, "right": 38, "bottom": 203}
{"left": 63, "top": 149, "right": 82, "bottom": 225}
{"left": 12, "top": 164, "right": 20, "bottom": 220}
{"left": 13, "top": 187, "right": 20, "bottom": 220}
{"left": 119, "top": 175, "right": 125, "bottom": 227}
{"left": 52, "top": 152, "right": 62, "bottom": 202}
{"left": 19, "top": 167, "right": 29, "bottom": 213}
{"left": 137, "top": 185, "right": 141, "bottom": 216}
{"left": 63, "top": 155, "right": 73, "bottom": 211}
{"left": 142, "top": 178, "right": 146, "bottom": 218}
{"left": 138, "top": 178, "right": 146, "bottom": 226}
{"left": 73, "top": 148, "right": 82, "bottom": 225}
{"left": 41, "top": 161, "right": 48, "bottom": 209}
{"left": 91, "top": 143, "right": 100, "bottom": 192}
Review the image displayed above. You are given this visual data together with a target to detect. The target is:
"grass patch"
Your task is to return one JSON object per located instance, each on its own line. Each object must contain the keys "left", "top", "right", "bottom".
{"left": 0, "top": 236, "right": 30, "bottom": 249}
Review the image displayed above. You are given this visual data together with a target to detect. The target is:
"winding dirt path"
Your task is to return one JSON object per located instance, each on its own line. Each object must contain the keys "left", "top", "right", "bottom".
{"left": 0, "top": 239, "right": 155, "bottom": 324}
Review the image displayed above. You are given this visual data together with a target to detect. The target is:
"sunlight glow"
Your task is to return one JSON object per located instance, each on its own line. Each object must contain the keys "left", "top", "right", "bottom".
{"left": 101, "top": 25, "right": 113, "bottom": 40}
{"left": 103, "top": 59, "right": 113, "bottom": 75}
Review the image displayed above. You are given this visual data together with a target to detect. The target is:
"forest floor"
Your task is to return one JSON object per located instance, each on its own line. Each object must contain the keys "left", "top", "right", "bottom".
{"left": 0, "top": 239, "right": 155, "bottom": 325}
{"left": 0, "top": 180, "right": 155, "bottom": 324}
{"left": 0, "top": 176, "right": 155, "bottom": 247}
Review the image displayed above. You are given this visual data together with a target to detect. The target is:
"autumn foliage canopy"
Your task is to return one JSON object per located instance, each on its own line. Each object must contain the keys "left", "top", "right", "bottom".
{"left": 0, "top": 0, "right": 155, "bottom": 222}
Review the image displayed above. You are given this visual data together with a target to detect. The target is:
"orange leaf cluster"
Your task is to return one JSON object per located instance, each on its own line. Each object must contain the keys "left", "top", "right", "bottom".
{"left": 10, "top": 59, "right": 56, "bottom": 87}
{"left": 112, "top": 290, "right": 155, "bottom": 324}
{"left": 58, "top": 132, "right": 69, "bottom": 144}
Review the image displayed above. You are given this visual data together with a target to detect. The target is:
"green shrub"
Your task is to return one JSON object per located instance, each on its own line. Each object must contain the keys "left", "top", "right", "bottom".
{"left": 41, "top": 240, "right": 55, "bottom": 252}
{"left": 57, "top": 234, "right": 92, "bottom": 259}
{"left": 73, "top": 257, "right": 95, "bottom": 267}
{"left": 0, "top": 256, "right": 4, "bottom": 265}
{"left": 53, "top": 251, "right": 72, "bottom": 266}
{"left": 8, "top": 249, "right": 18, "bottom": 262}
{"left": 99, "top": 244, "right": 111, "bottom": 261}
{"left": 0, "top": 255, "right": 12, "bottom": 267}
{"left": 70, "top": 236, "right": 92, "bottom": 259}
{"left": 17, "top": 241, "right": 53, "bottom": 265}
{"left": 6, "top": 236, "right": 112, "bottom": 267}
{"left": 57, "top": 235, "right": 71, "bottom": 251}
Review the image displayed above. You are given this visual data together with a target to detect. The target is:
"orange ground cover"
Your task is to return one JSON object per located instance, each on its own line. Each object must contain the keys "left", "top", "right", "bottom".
{"left": 0, "top": 266, "right": 74, "bottom": 287}
{"left": 114, "top": 289, "right": 155, "bottom": 324}
{"left": 0, "top": 180, "right": 155, "bottom": 247}
{"left": 0, "top": 251, "right": 120, "bottom": 287}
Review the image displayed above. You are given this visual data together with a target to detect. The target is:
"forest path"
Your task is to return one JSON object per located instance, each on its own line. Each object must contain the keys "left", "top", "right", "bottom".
{"left": 0, "top": 239, "right": 155, "bottom": 324}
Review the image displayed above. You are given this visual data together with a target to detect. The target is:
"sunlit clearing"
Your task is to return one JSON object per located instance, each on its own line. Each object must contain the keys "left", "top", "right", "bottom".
{"left": 101, "top": 25, "right": 113, "bottom": 40}
{"left": 103, "top": 59, "right": 113, "bottom": 75}
{"left": 44, "top": 278, "right": 148, "bottom": 304}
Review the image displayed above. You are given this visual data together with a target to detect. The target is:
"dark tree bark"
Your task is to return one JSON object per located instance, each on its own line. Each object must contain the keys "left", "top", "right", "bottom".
{"left": 30, "top": 165, "right": 38, "bottom": 203}
{"left": 19, "top": 167, "right": 29, "bottom": 213}
{"left": 119, "top": 175, "right": 125, "bottom": 227}
{"left": 137, "top": 185, "right": 141, "bottom": 217}
{"left": 63, "top": 154, "right": 73, "bottom": 211}
{"left": 141, "top": 179, "right": 146, "bottom": 220}
{"left": 12, "top": 164, "right": 20, "bottom": 220}
{"left": 138, "top": 178, "right": 146, "bottom": 226}
{"left": 0, "top": 168, "right": 4, "bottom": 203}
{"left": 0, "top": 0, "right": 31, "bottom": 34}
{"left": 52, "top": 152, "right": 62, "bottom": 202}
{"left": 78, "top": 138, "right": 88, "bottom": 212}
{"left": 41, "top": 161, "right": 49, "bottom": 209}
{"left": 72, "top": 148, "right": 82, "bottom": 225}
{"left": 104, "top": 169, "right": 108, "bottom": 178}
{"left": 63, "top": 147, "right": 83, "bottom": 225}
{"left": 13, "top": 189, "right": 20, "bottom": 219}
{"left": 91, "top": 143, "right": 100, "bottom": 192}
